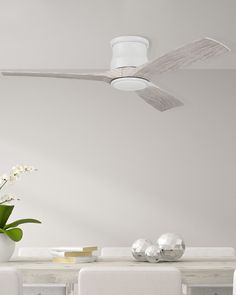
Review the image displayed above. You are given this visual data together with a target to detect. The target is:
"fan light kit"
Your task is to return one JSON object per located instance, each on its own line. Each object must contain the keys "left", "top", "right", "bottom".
{"left": 1, "top": 36, "right": 230, "bottom": 112}
{"left": 111, "top": 77, "right": 148, "bottom": 91}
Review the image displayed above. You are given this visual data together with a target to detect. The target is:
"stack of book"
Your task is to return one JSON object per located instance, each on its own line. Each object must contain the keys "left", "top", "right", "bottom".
{"left": 51, "top": 246, "right": 98, "bottom": 263}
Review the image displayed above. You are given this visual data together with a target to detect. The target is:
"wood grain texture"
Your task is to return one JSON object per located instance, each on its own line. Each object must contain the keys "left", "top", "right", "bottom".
{"left": 137, "top": 84, "right": 183, "bottom": 111}
{"left": 1, "top": 257, "right": 236, "bottom": 285}
{"left": 1, "top": 67, "right": 136, "bottom": 83}
{"left": 133, "top": 38, "right": 230, "bottom": 81}
{"left": 1, "top": 70, "right": 114, "bottom": 83}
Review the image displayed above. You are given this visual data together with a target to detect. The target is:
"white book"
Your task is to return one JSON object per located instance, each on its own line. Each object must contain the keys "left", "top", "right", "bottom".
{"left": 51, "top": 246, "right": 97, "bottom": 253}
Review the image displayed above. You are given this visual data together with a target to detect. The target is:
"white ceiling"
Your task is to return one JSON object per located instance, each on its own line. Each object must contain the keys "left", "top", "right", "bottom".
{"left": 0, "top": 0, "right": 235, "bottom": 70}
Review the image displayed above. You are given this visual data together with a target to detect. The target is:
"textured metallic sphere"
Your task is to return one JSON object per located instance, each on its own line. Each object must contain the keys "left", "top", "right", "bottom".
{"left": 157, "top": 233, "right": 185, "bottom": 261}
{"left": 145, "top": 245, "right": 162, "bottom": 263}
{"left": 131, "top": 238, "right": 153, "bottom": 261}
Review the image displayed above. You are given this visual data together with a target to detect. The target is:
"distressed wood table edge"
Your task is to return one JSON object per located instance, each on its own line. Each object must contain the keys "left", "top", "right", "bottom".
{"left": 0, "top": 257, "right": 235, "bottom": 285}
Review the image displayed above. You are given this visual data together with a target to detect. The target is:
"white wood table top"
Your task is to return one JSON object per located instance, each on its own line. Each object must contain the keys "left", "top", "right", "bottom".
{"left": 1, "top": 257, "right": 236, "bottom": 286}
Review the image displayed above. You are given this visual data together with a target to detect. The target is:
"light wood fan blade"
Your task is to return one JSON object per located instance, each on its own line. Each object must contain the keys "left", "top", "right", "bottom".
{"left": 134, "top": 38, "right": 230, "bottom": 80}
{"left": 1, "top": 70, "right": 114, "bottom": 83}
{"left": 136, "top": 84, "right": 183, "bottom": 112}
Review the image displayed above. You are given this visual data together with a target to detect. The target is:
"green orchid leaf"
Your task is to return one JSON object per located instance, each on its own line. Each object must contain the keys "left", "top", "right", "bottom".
{"left": 4, "top": 218, "right": 41, "bottom": 230}
{"left": 0, "top": 227, "right": 23, "bottom": 242}
{"left": 0, "top": 228, "right": 7, "bottom": 234}
{"left": 6, "top": 228, "right": 23, "bottom": 241}
{"left": 0, "top": 205, "right": 14, "bottom": 228}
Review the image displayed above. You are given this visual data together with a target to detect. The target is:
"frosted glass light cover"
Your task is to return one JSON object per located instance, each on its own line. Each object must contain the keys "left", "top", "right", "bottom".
{"left": 111, "top": 77, "right": 148, "bottom": 91}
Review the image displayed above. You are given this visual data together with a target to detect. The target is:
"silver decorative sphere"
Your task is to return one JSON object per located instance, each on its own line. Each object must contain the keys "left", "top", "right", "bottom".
{"left": 145, "top": 245, "right": 162, "bottom": 263}
{"left": 132, "top": 238, "right": 153, "bottom": 261}
{"left": 157, "top": 233, "right": 185, "bottom": 261}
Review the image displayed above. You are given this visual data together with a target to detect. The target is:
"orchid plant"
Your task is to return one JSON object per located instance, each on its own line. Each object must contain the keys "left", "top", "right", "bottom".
{"left": 0, "top": 165, "right": 41, "bottom": 242}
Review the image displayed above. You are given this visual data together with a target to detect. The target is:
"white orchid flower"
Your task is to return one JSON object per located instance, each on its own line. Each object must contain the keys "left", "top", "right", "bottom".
{"left": 0, "top": 174, "right": 9, "bottom": 182}
{"left": 0, "top": 164, "right": 37, "bottom": 191}
{"left": 10, "top": 165, "right": 37, "bottom": 181}
{"left": 18, "top": 165, "right": 25, "bottom": 172}
{"left": 11, "top": 165, "right": 23, "bottom": 175}
{"left": 9, "top": 174, "right": 19, "bottom": 182}
{"left": 24, "top": 165, "right": 37, "bottom": 172}
{"left": 0, "top": 194, "right": 20, "bottom": 205}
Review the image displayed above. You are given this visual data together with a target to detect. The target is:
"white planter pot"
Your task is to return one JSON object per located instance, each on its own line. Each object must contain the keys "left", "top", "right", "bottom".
{"left": 0, "top": 233, "right": 15, "bottom": 262}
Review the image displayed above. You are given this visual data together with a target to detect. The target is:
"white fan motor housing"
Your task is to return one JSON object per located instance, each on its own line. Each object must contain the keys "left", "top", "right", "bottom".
{"left": 110, "top": 36, "right": 149, "bottom": 69}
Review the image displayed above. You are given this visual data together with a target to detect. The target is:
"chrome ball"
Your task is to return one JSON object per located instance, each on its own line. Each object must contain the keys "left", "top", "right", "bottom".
{"left": 131, "top": 238, "right": 152, "bottom": 261}
{"left": 157, "top": 233, "right": 185, "bottom": 261}
{"left": 145, "top": 245, "right": 162, "bottom": 263}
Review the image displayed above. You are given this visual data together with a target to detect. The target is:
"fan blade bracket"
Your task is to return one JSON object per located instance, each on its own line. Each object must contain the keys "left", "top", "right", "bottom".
{"left": 107, "top": 67, "right": 138, "bottom": 80}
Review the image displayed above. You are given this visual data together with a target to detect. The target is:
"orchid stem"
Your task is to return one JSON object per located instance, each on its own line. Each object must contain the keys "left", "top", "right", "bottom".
{"left": 0, "top": 197, "right": 14, "bottom": 205}
{"left": 0, "top": 180, "right": 8, "bottom": 191}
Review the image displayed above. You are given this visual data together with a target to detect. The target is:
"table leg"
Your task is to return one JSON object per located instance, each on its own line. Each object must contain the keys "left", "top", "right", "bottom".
{"left": 66, "top": 283, "right": 74, "bottom": 295}
{"left": 182, "top": 284, "right": 192, "bottom": 295}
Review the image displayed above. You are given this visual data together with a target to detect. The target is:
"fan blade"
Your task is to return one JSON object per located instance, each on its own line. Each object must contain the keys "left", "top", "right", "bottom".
{"left": 136, "top": 84, "right": 183, "bottom": 112}
{"left": 134, "top": 38, "right": 230, "bottom": 80}
{"left": 1, "top": 70, "right": 113, "bottom": 83}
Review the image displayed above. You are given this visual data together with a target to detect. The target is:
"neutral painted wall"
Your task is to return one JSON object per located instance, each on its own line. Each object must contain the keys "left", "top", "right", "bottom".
{"left": 0, "top": 69, "right": 235, "bottom": 251}
{"left": 0, "top": 0, "right": 235, "bottom": 253}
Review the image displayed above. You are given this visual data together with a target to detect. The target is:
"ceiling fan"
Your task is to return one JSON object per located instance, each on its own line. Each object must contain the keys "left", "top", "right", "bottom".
{"left": 1, "top": 36, "right": 230, "bottom": 112}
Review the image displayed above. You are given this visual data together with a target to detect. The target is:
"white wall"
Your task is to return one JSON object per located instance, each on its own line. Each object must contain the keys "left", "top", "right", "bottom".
{"left": 0, "top": 0, "right": 235, "bottom": 251}
{"left": 0, "top": 69, "right": 235, "bottom": 250}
